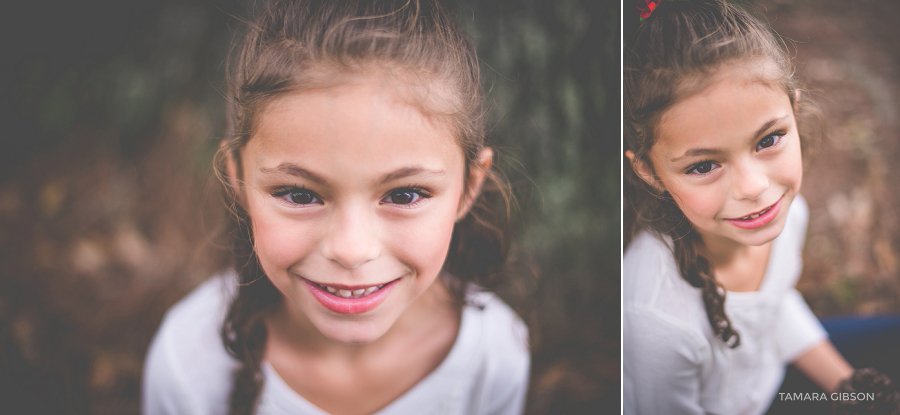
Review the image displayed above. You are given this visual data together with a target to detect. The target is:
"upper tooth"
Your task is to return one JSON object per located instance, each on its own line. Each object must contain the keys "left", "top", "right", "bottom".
{"left": 338, "top": 289, "right": 352, "bottom": 298}
{"left": 325, "top": 286, "right": 337, "bottom": 293}
{"left": 364, "top": 286, "right": 377, "bottom": 295}
{"left": 352, "top": 289, "right": 365, "bottom": 296}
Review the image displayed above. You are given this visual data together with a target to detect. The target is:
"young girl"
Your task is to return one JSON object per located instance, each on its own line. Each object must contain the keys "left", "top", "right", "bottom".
{"left": 624, "top": 1, "right": 898, "bottom": 414}
{"left": 141, "top": 1, "right": 529, "bottom": 414}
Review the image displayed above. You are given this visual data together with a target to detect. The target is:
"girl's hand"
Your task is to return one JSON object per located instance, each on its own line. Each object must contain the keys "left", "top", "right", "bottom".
{"left": 831, "top": 368, "right": 900, "bottom": 415}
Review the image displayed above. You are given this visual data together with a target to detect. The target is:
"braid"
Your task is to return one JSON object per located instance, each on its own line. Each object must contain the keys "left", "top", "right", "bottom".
{"left": 671, "top": 231, "right": 740, "bottom": 348}
{"left": 220, "top": 206, "right": 281, "bottom": 415}
{"left": 225, "top": 315, "right": 267, "bottom": 415}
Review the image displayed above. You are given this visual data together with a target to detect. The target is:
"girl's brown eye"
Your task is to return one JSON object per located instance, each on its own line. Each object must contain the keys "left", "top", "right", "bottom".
{"left": 686, "top": 160, "right": 720, "bottom": 175}
{"left": 756, "top": 133, "right": 783, "bottom": 151}
{"left": 388, "top": 191, "right": 416, "bottom": 204}
{"left": 380, "top": 188, "right": 430, "bottom": 206}
{"left": 694, "top": 162, "right": 713, "bottom": 174}
{"left": 288, "top": 190, "right": 316, "bottom": 205}
{"left": 272, "top": 187, "right": 322, "bottom": 206}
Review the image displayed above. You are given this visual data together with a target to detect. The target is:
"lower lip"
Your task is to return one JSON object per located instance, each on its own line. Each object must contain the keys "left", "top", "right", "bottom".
{"left": 724, "top": 198, "right": 782, "bottom": 230}
{"left": 303, "top": 279, "right": 397, "bottom": 315}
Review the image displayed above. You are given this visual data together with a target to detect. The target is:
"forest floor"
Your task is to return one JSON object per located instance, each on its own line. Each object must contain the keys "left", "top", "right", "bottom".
{"left": 757, "top": 0, "right": 900, "bottom": 317}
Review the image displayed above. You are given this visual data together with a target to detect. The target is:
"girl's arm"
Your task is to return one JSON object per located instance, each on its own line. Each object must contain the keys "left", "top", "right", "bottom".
{"left": 791, "top": 340, "right": 853, "bottom": 392}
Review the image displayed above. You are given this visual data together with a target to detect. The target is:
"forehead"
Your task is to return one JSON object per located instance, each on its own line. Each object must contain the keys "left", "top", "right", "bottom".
{"left": 653, "top": 70, "right": 793, "bottom": 159}
{"left": 244, "top": 74, "right": 464, "bottom": 177}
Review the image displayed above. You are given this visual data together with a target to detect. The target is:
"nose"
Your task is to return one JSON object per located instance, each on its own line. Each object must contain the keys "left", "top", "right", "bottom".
{"left": 321, "top": 204, "right": 380, "bottom": 269}
{"left": 732, "top": 158, "right": 769, "bottom": 201}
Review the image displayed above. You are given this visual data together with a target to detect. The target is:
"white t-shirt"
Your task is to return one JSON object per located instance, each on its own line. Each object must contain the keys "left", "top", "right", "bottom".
{"left": 623, "top": 196, "right": 827, "bottom": 415}
{"left": 142, "top": 275, "right": 530, "bottom": 415}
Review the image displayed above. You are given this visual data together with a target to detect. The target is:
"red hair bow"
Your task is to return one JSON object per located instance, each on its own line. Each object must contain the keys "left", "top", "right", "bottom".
{"left": 637, "top": 0, "right": 661, "bottom": 20}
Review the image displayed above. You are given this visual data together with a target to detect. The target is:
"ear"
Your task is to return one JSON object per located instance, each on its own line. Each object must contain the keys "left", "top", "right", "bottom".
{"left": 625, "top": 149, "right": 663, "bottom": 192}
{"left": 221, "top": 141, "right": 245, "bottom": 203}
{"left": 793, "top": 89, "right": 802, "bottom": 112}
{"left": 456, "top": 148, "right": 492, "bottom": 221}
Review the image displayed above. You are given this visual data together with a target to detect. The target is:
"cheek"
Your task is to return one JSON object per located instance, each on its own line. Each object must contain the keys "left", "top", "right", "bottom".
{"left": 388, "top": 180, "right": 464, "bottom": 284}
{"left": 246, "top": 197, "right": 317, "bottom": 273}
{"left": 668, "top": 181, "right": 726, "bottom": 224}
{"left": 391, "top": 205, "right": 458, "bottom": 280}
{"left": 777, "top": 140, "right": 804, "bottom": 190}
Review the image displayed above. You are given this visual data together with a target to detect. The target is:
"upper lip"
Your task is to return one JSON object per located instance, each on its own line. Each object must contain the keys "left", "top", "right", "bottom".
{"left": 726, "top": 198, "right": 779, "bottom": 220}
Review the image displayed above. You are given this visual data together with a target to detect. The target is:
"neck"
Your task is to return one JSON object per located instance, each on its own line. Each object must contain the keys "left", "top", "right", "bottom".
{"left": 696, "top": 230, "right": 763, "bottom": 267}
{"left": 696, "top": 230, "right": 773, "bottom": 292}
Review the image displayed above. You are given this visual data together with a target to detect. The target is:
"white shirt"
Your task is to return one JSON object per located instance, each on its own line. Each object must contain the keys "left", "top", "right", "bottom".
{"left": 142, "top": 274, "right": 530, "bottom": 415}
{"left": 623, "top": 196, "right": 827, "bottom": 415}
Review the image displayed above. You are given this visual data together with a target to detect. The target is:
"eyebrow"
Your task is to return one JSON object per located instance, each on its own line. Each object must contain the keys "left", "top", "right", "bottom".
{"left": 378, "top": 167, "right": 447, "bottom": 185}
{"left": 669, "top": 115, "right": 790, "bottom": 163}
{"left": 259, "top": 163, "right": 327, "bottom": 184}
{"left": 258, "top": 163, "right": 446, "bottom": 185}
{"left": 670, "top": 148, "right": 724, "bottom": 163}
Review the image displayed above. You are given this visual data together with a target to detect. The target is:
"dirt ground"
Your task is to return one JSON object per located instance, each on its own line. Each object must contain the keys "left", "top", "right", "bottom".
{"left": 755, "top": 0, "right": 900, "bottom": 316}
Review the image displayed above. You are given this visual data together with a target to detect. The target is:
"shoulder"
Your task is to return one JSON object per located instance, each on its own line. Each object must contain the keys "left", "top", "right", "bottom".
{"left": 623, "top": 230, "right": 674, "bottom": 288}
{"left": 150, "top": 273, "right": 235, "bottom": 359}
{"left": 465, "top": 290, "right": 530, "bottom": 371}
{"left": 460, "top": 290, "right": 530, "bottom": 414}
{"left": 623, "top": 232, "right": 712, "bottom": 361}
{"left": 142, "top": 273, "right": 238, "bottom": 415}
{"left": 623, "top": 231, "right": 703, "bottom": 312}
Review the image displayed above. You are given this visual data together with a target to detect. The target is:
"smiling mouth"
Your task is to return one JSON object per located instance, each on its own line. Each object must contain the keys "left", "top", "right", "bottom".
{"left": 734, "top": 203, "right": 776, "bottom": 221}
{"left": 302, "top": 277, "right": 400, "bottom": 314}
{"left": 307, "top": 280, "right": 392, "bottom": 299}
{"left": 723, "top": 196, "right": 783, "bottom": 230}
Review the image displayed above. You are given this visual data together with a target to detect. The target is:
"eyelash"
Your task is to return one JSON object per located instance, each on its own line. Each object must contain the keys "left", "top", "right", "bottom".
{"left": 270, "top": 185, "right": 433, "bottom": 208}
{"left": 684, "top": 131, "right": 787, "bottom": 176}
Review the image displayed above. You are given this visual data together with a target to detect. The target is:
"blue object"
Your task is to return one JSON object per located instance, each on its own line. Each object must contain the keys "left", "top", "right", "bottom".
{"left": 766, "top": 314, "right": 900, "bottom": 414}
{"left": 822, "top": 314, "right": 900, "bottom": 380}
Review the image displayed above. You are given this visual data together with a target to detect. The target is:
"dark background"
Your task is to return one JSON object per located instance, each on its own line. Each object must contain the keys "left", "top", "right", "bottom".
{"left": 0, "top": 0, "right": 621, "bottom": 414}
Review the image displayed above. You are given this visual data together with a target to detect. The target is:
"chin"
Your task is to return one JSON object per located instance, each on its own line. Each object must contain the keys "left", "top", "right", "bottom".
{"left": 313, "top": 318, "right": 391, "bottom": 344}
{"left": 738, "top": 228, "right": 782, "bottom": 246}
{"left": 730, "top": 215, "right": 788, "bottom": 247}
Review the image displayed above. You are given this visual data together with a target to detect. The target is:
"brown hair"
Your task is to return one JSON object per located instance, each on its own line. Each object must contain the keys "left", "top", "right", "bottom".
{"left": 624, "top": 0, "right": 816, "bottom": 348}
{"left": 213, "top": 1, "right": 511, "bottom": 413}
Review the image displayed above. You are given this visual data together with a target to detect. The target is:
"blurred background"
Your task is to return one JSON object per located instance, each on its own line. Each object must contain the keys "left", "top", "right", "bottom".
{"left": 752, "top": 0, "right": 900, "bottom": 328}
{"left": 754, "top": 0, "right": 900, "bottom": 399}
{"left": 0, "top": 0, "right": 620, "bottom": 414}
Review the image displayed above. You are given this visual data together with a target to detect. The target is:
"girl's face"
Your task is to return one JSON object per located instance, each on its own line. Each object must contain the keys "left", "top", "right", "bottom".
{"left": 237, "top": 74, "right": 482, "bottom": 344}
{"left": 642, "top": 69, "right": 803, "bottom": 248}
